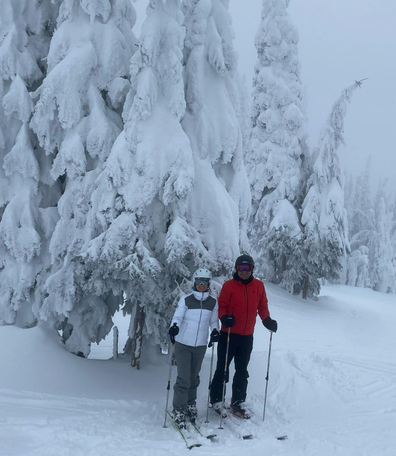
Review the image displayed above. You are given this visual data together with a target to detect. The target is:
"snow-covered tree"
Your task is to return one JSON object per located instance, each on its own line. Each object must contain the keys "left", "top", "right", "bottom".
{"left": 391, "top": 195, "right": 396, "bottom": 293}
{"left": 301, "top": 81, "right": 363, "bottom": 296}
{"left": 84, "top": 0, "right": 196, "bottom": 364}
{"left": 29, "top": 0, "right": 137, "bottom": 356}
{"left": 346, "top": 159, "right": 373, "bottom": 288}
{"left": 245, "top": 0, "right": 307, "bottom": 292}
{"left": 350, "top": 158, "right": 372, "bottom": 238}
{"left": 0, "top": 0, "right": 58, "bottom": 326}
{"left": 367, "top": 185, "right": 394, "bottom": 293}
{"left": 234, "top": 73, "right": 251, "bottom": 153}
{"left": 344, "top": 173, "right": 354, "bottom": 237}
{"left": 182, "top": 0, "right": 251, "bottom": 266}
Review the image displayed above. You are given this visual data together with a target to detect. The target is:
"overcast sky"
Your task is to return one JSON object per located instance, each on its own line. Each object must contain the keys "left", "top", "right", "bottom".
{"left": 134, "top": 0, "right": 396, "bottom": 196}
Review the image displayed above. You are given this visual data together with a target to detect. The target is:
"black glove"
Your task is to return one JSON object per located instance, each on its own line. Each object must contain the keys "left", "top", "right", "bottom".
{"left": 220, "top": 314, "right": 236, "bottom": 328}
{"left": 263, "top": 316, "right": 278, "bottom": 333}
{"left": 168, "top": 323, "right": 179, "bottom": 343}
{"left": 208, "top": 329, "right": 220, "bottom": 347}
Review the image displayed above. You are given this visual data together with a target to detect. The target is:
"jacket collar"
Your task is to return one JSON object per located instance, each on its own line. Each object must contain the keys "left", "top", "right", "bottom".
{"left": 192, "top": 289, "right": 209, "bottom": 300}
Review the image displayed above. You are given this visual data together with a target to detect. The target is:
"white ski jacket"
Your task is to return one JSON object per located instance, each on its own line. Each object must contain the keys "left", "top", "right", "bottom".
{"left": 171, "top": 290, "right": 219, "bottom": 347}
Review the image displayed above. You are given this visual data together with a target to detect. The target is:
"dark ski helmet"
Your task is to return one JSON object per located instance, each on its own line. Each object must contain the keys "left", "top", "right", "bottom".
{"left": 235, "top": 254, "right": 255, "bottom": 269}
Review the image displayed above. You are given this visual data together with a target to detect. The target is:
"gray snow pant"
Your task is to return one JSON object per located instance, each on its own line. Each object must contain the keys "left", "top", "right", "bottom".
{"left": 172, "top": 342, "right": 207, "bottom": 410}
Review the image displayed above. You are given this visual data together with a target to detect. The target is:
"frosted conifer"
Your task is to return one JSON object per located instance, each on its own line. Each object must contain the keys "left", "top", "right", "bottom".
{"left": 0, "top": 0, "right": 58, "bottom": 326}
{"left": 85, "top": 0, "right": 195, "bottom": 362}
{"left": 391, "top": 195, "right": 396, "bottom": 293}
{"left": 246, "top": 0, "right": 307, "bottom": 292}
{"left": 182, "top": 0, "right": 251, "bottom": 268}
{"left": 29, "top": 0, "right": 137, "bottom": 356}
{"left": 346, "top": 159, "right": 373, "bottom": 287}
{"left": 302, "top": 81, "right": 363, "bottom": 295}
{"left": 367, "top": 186, "right": 394, "bottom": 293}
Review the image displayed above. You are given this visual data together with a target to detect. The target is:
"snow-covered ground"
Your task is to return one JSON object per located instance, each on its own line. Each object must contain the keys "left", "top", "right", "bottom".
{"left": 1, "top": 284, "right": 395, "bottom": 456}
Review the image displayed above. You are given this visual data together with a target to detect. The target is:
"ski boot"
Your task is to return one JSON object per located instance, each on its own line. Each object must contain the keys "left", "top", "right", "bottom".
{"left": 173, "top": 407, "right": 187, "bottom": 430}
{"left": 186, "top": 404, "right": 198, "bottom": 424}
{"left": 230, "top": 401, "right": 250, "bottom": 419}
{"left": 211, "top": 402, "right": 227, "bottom": 418}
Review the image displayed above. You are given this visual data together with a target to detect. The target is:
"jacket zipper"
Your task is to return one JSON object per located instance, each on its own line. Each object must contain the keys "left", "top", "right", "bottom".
{"left": 243, "top": 285, "right": 249, "bottom": 335}
{"left": 194, "top": 293, "right": 203, "bottom": 346}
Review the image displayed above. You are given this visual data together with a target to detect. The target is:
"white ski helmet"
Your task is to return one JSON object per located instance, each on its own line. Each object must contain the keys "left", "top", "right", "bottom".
{"left": 192, "top": 268, "right": 212, "bottom": 281}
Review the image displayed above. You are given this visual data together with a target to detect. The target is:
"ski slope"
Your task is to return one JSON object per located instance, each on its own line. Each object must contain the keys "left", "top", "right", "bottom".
{"left": 1, "top": 284, "right": 395, "bottom": 456}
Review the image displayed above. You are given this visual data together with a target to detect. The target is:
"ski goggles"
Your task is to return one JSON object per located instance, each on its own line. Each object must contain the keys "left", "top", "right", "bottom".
{"left": 236, "top": 264, "right": 253, "bottom": 272}
{"left": 194, "top": 277, "right": 210, "bottom": 286}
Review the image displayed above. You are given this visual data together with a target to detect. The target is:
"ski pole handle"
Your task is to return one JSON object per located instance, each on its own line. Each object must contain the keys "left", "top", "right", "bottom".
{"left": 169, "top": 322, "right": 178, "bottom": 344}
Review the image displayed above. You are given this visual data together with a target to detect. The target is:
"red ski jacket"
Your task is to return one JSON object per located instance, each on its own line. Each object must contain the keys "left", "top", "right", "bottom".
{"left": 218, "top": 277, "right": 270, "bottom": 336}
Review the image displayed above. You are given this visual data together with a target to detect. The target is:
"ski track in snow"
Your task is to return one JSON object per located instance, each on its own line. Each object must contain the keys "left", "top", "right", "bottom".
{"left": 1, "top": 284, "right": 396, "bottom": 456}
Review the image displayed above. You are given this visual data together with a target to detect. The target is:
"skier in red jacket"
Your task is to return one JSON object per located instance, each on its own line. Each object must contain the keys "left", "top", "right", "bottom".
{"left": 210, "top": 254, "right": 278, "bottom": 419}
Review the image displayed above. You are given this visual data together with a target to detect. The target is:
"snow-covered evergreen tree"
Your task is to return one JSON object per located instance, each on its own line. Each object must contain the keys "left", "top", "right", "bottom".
{"left": 302, "top": 81, "right": 362, "bottom": 296}
{"left": 340, "top": 172, "right": 354, "bottom": 284}
{"left": 234, "top": 74, "right": 251, "bottom": 153}
{"left": 182, "top": 0, "right": 251, "bottom": 266}
{"left": 344, "top": 173, "right": 354, "bottom": 239}
{"left": 245, "top": 0, "right": 307, "bottom": 292}
{"left": 29, "top": 0, "right": 137, "bottom": 356}
{"left": 350, "top": 159, "right": 372, "bottom": 239}
{"left": 84, "top": 0, "right": 196, "bottom": 362}
{"left": 79, "top": 0, "right": 253, "bottom": 365}
{"left": 391, "top": 195, "right": 396, "bottom": 293}
{"left": 367, "top": 185, "right": 394, "bottom": 293}
{"left": 346, "top": 159, "right": 373, "bottom": 288}
{"left": 0, "top": 0, "right": 58, "bottom": 326}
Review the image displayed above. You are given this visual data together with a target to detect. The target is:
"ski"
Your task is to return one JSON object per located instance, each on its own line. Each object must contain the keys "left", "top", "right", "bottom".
{"left": 230, "top": 408, "right": 251, "bottom": 420}
{"left": 189, "top": 420, "right": 217, "bottom": 440}
{"left": 229, "top": 412, "right": 288, "bottom": 441}
{"left": 228, "top": 412, "right": 253, "bottom": 439}
{"left": 211, "top": 408, "right": 253, "bottom": 440}
{"left": 167, "top": 412, "right": 202, "bottom": 450}
{"left": 229, "top": 413, "right": 288, "bottom": 441}
{"left": 212, "top": 406, "right": 287, "bottom": 441}
{"left": 222, "top": 419, "right": 253, "bottom": 440}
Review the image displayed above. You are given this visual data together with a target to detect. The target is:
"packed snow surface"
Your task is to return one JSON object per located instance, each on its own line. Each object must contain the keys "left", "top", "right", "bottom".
{"left": 1, "top": 284, "right": 395, "bottom": 455}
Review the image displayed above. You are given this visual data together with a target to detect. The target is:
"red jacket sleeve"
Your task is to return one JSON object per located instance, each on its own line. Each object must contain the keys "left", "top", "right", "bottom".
{"left": 257, "top": 281, "right": 270, "bottom": 321}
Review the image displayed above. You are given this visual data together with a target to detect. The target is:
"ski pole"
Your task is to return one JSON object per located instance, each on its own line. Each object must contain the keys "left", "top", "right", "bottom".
{"left": 263, "top": 331, "right": 273, "bottom": 422}
{"left": 219, "top": 328, "right": 231, "bottom": 429}
{"left": 205, "top": 341, "right": 215, "bottom": 423}
{"left": 163, "top": 326, "right": 177, "bottom": 428}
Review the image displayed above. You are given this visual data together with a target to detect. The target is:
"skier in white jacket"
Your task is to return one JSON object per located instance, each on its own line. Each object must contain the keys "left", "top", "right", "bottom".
{"left": 168, "top": 268, "right": 220, "bottom": 429}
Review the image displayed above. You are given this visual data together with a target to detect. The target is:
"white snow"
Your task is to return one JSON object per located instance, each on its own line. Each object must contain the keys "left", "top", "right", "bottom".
{"left": 1, "top": 284, "right": 395, "bottom": 455}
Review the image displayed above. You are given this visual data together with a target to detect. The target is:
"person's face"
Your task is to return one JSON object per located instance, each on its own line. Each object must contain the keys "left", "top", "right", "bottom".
{"left": 236, "top": 264, "right": 253, "bottom": 280}
{"left": 194, "top": 278, "right": 210, "bottom": 292}
{"left": 195, "top": 283, "right": 209, "bottom": 292}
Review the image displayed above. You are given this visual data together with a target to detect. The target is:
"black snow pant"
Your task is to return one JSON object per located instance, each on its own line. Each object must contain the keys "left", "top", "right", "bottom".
{"left": 210, "top": 331, "right": 253, "bottom": 405}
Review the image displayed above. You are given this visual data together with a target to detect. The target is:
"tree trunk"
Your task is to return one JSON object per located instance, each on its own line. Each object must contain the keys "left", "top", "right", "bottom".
{"left": 131, "top": 305, "right": 145, "bottom": 370}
